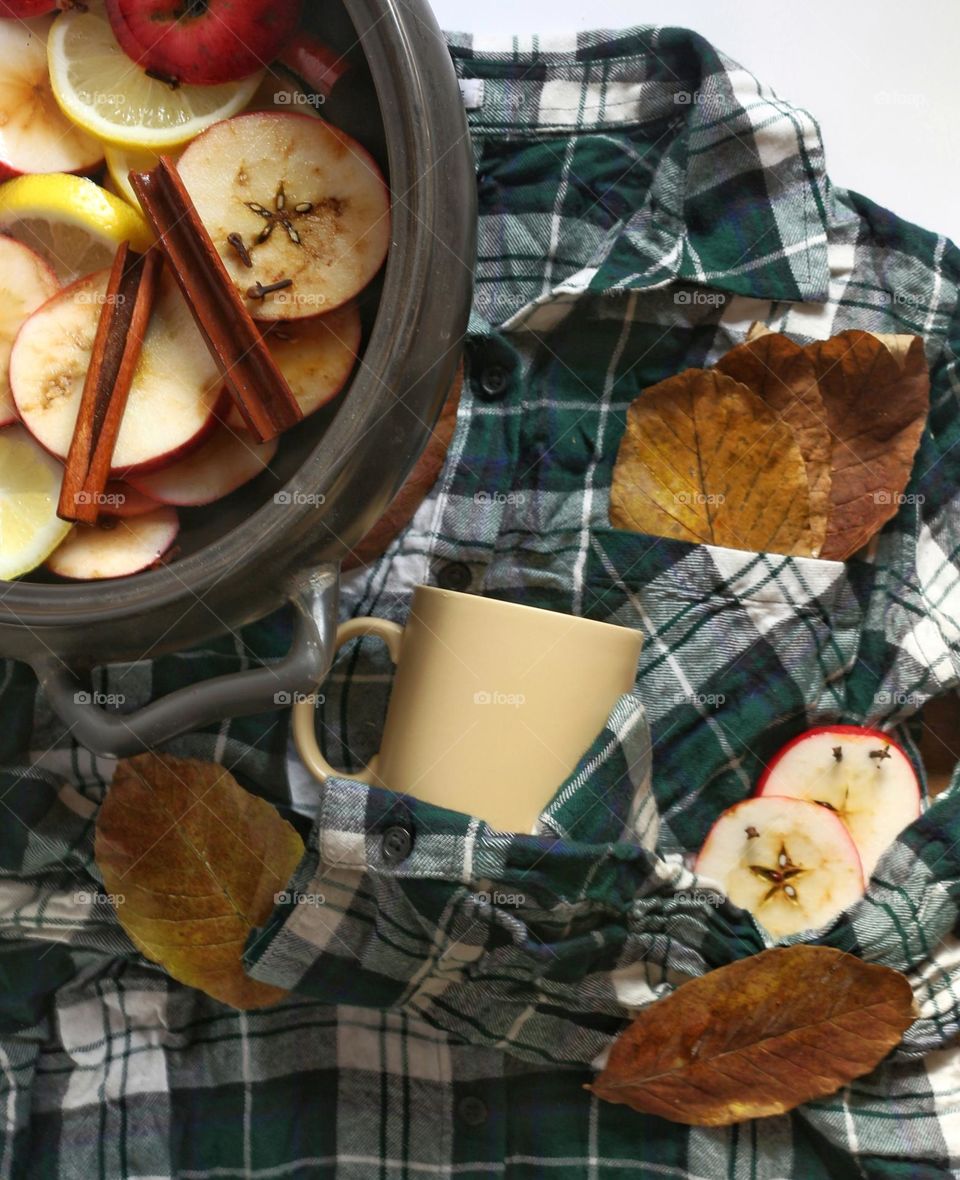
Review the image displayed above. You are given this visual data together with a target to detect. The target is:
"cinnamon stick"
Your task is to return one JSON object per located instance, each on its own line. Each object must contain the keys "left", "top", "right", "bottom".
{"left": 129, "top": 157, "right": 302, "bottom": 442}
{"left": 58, "top": 244, "right": 162, "bottom": 525}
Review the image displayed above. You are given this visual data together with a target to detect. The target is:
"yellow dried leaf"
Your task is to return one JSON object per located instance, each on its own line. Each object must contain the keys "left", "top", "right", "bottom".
{"left": 588, "top": 946, "right": 915, "bottom": 1126}
{"left": 609, "top": 368, "right": 813, "bottom": 555}
{"left": 716, "top": 333, "right": 831, "bottom": 556}
{"left": 95, "top": 752, "right": 304, "bottom": 1010}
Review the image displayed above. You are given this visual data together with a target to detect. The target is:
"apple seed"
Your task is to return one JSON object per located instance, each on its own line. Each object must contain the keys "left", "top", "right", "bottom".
{"left": 749, "top": 843, "right": 807, "bottom": 904}
{"left": 244, "top": 182, "right": 311, "bottom": 252}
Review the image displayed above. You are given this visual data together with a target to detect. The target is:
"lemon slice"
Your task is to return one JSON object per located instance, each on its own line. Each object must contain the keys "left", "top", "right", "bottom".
{"left": 47, "top": 3, "right": 263, "bottom": 150}
{"left": 103, "top": 142, "right": 166, "bottom": 210}
{"left": 0, "top": 172, "right": 152, "bottom": 283}
{"left": 0, "top": 426, "right": 72, "bottom": 581}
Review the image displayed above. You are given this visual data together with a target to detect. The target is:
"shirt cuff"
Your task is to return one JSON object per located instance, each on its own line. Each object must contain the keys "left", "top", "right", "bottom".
{"left": 242, "top": 690, "right": 765, "bottom": 1067}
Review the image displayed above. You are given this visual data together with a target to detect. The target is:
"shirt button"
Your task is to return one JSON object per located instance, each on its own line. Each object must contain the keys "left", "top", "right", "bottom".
{"left": 381, "top": 825, "right": 413, "bottom": 863}
{"left": 479, "top": 364, "right": 510, "bottom": 399}
{"left": 456, "top": 1096, "right": 488, "bottom": 1126}
{"left": 436, "top": 561, "right": 472, "bottom": 592}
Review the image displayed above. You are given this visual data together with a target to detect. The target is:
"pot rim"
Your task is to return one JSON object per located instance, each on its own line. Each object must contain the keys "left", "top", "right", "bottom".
{"left": 0, "top": 0, "right": 474, "bottom": 630}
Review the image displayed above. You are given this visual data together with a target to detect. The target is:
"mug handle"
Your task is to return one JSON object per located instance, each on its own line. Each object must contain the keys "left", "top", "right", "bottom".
{"left": 292, "top": 615, "right": 404, "bottom": 784}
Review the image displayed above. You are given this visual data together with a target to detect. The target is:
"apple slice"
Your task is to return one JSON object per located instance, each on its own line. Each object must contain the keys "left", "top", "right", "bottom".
{"left": 128, "top": 427, "right": 277, "bottom": 507}
{"left": 275, "top": 30, "right": 350, "bottom": 99}
{"left": 756, "top": 725, "right": 921, "bottom": 879}
{"left": 176, "top": 111, "right": 389, "bottom": 321}
{"left": 695, "top": 796, "right": 865, "bottom": 939}
{"left": 10, "top": 266, "right": 222, "bottom": 475}
{"left": 47, "top": 506, "right": 178, "bottom": 579}
{"left": 99, "top": 481, "right": 160, "bottom": 518}
{"left": 0, "top": 16, "right": 103, "bottom": 179}
{"left": 0, "top": 0, "right": 56, "bottom": 17}
{"left": 223, "top": 305, "right": 360, "bottom": 430}
{"left": 0, "top": 236, "right": 58, "bottom": 426}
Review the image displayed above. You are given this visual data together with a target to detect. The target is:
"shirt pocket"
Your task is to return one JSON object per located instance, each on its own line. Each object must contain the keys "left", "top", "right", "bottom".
{"left": 583, "top": 525, "right": 870, "bottom": 854}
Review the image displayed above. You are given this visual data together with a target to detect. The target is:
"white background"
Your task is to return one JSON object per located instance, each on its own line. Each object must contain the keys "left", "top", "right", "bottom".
{"left": 429, "top": 0, "right": 960, "bottom": 244}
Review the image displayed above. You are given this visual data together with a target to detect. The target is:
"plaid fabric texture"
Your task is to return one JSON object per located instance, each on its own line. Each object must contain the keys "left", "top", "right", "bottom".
{"left": 1, "top": 23, "right": 960, "bottom": 1179}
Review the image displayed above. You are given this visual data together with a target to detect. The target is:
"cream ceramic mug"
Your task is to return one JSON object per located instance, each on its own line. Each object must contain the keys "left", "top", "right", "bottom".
{"left": 292, "top": 586, "right": 643, "bottom": 832}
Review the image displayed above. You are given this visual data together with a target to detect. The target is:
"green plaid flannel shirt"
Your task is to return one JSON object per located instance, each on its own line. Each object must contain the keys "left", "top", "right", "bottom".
{"left": 2, "top": 24, "right": 960, "bottom": 1180}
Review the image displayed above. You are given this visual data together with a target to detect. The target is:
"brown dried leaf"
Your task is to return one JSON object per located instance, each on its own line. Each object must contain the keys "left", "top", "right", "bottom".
{"left": 716, "top": 334, "right": 832, "bottom": 556}
{"left": 609, "top": 368, "right": 813, "bottom": 555}
{"left": 588, "top": 946, "right": 915, "bottom": 1126}
{"left": 808, "top": 331, "right": 929, "bottom": 559}
{"left": 95, "top": 752, "right": 305, "bottom": 1010}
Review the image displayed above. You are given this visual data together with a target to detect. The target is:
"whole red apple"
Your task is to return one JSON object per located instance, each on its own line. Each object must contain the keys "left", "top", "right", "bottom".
{"left": 105, "top": 0, "right": 302, "bottom": 86}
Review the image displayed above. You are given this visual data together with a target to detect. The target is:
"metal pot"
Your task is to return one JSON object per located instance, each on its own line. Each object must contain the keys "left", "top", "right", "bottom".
{"left": 2, "top": 0, "right": 476, "bottom": 756}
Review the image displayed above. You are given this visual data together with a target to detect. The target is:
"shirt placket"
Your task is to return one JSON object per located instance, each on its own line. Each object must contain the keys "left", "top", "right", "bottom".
{"left": 448, "top": 1043, "right": 508, "bottom": 1175}
{"left": 419, "top": 331, "right": 526, "bottom": 594}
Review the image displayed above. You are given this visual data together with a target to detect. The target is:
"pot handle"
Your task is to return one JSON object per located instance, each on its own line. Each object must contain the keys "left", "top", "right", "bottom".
{"left": 31, "top": 564, "right": 339, "bottom": 758}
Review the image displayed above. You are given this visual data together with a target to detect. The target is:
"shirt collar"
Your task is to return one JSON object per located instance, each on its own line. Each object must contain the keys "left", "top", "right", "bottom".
{"left": 449, "top": 26, "right": 832, "bottom": 320}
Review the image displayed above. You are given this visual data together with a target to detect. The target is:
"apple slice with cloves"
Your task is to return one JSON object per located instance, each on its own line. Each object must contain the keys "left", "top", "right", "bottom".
{"left": 175, "top": 111, "right": 390, "bottom": 321}
{"left": 756, "top": 725, "right": 921, "bottom": 879}
{"left": 695, "top": 796, "right": 866, "bottom": 939}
